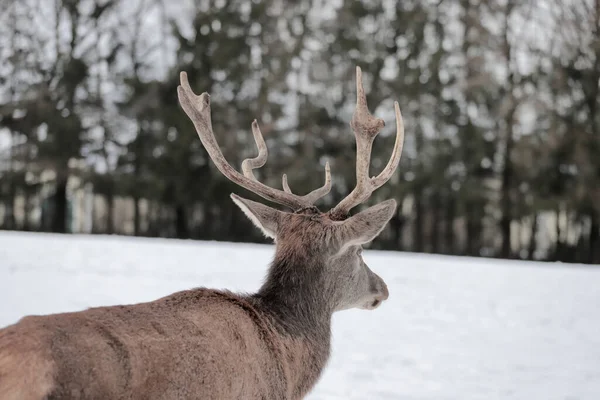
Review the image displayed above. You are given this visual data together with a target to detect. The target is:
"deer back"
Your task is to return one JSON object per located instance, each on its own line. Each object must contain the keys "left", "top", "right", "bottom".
{"left": 0, "top": 288, "right": 322, "bottom": 400}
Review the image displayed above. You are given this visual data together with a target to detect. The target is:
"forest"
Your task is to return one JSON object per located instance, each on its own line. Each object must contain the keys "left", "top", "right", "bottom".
{"left": 1, "top": 0, "right": 599, "bottom": 264}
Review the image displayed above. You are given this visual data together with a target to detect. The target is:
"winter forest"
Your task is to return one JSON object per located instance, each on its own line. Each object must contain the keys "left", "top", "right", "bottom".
{"left": 0, "top": 0, "right": 599, "bottom": 264}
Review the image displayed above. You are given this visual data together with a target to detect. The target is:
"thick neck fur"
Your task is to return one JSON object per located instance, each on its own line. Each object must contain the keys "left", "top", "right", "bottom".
{"left": 252, "top": 254, "right": 332, "bottom": 336}
{"left": 247, "top": 247, "right": 332, "bottom": 398}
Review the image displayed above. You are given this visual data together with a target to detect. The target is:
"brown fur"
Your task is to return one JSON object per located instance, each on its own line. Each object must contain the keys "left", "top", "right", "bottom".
{"left": 0, "top": 324, "right": 55, "bottom": 400}
{"left": 0, "top": 200, "right": 394, "bottom": 400}
{"left": 0, "top": 288, "right": 328, "bottom": 400}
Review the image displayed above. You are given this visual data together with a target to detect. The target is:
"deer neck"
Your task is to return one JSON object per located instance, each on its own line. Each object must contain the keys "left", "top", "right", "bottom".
{"left": 253, "top": 253, "right": 332, "bottom": 332}
{"left": 249, "top": 255, "right": 332, "bottom": 396}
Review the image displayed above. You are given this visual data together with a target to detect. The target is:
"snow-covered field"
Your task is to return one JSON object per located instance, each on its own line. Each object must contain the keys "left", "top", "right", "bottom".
{"left": 1, "top": 231, "right": 599, "bottom": 400}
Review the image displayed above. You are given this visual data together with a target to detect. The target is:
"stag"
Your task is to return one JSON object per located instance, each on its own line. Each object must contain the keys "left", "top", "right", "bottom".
{"left": 0, "top": 66, "right": 404, "bottom": 400}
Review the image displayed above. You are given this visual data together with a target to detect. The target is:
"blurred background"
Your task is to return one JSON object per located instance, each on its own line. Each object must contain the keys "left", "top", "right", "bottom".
{"left": 0, "top": 0, "right": 598, "bottom": 264}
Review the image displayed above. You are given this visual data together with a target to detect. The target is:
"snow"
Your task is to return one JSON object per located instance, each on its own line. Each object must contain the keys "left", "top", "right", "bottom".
{"left": 1, "top": 231, "right": 599, "bottom": 399}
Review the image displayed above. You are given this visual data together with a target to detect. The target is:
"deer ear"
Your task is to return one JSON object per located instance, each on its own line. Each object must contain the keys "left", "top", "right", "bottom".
{"left": 338, "top": 199, "right": 397, "bottom": 248}
{"left": 231, "top": 194, "right": 283, "bottom": 239}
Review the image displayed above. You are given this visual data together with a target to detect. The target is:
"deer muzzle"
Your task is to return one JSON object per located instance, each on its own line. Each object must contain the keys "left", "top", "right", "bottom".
{"left": 363, "top": 269, "right": 389, "bottom": 310}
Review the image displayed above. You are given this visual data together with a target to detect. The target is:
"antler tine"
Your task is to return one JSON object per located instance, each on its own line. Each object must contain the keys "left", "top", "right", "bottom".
{"left": 178, "top": 71, "right": 332, "bottom": 210}
{"left": 282, "top": 174, "right": 292, "bottom": 193}
{"left": 371, "top": 102, "right": 404, "bottom": 187}
{"left": 281, "top": 162, "right": 332, "bottom": 204}
{"left": 330, "top": 67, "right": 405, "bottom": 219}
{"left": 303, "top": 161, "right": 332, "bottom": 204}
{"left": 241, "top": 120, "right": 268, "bottom": 180}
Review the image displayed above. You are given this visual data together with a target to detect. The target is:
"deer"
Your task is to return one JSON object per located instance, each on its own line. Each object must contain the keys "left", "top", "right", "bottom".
{"left": 0, "top": 66, "right": 404, "bottom": 400}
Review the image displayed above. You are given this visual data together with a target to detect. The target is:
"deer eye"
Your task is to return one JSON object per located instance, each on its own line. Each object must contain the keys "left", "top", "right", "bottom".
{"left": 356, "top": 248, "right": 363, "bottom": 256}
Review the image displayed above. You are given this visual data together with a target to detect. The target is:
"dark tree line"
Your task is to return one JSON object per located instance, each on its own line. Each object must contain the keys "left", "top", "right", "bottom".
{"left": 1, "top": 0, "right": 599, "bottom": 264}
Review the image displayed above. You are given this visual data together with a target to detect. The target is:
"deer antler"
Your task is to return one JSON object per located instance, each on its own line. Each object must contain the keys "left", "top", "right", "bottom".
{"left": 177, "top": 71, "right": 331, "bottom": 211}
{"left": 329, "top": 66, "right": 405, "bottom": 219}
{"left": 282, "top": 162, "right": 331, "bottom": 205}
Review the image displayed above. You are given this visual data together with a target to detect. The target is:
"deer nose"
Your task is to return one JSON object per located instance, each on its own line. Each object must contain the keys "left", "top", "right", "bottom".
{"left": 377, "top": 280, "right": 389, "bottom": 301}
{"left": 369, "top": 272, "right": 389, "bottom": 309}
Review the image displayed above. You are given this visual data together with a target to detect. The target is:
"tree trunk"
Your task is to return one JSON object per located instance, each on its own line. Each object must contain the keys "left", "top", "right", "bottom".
{"left": 3, "top": 201, "right": 15, "bottom": 230}
{"left": 106, "top": 192, "right": 114, "bottom": 235}
{"left": 431, "top": 193, "right": 441, "bottom": 254}
{"left": 589, "top": 211, "right": 600, "bottom": 264}
{"left": 444, "top": 195, "right": 455, "bottom": 255}
{"left": 500, "top": 123, "right": 514, "bottom": 259}
{"left": 554, "top": 206, "right": 563, "bottom": 261}
{"left": 413, "top": 191, "right": 424, "bottom": 253}
{"left": 201, "top": 203, "right": 214, "bottom": 240}
{"left": 499, "top": 0, "right": 517, "bottom": 260}
{"left": 500, "top": 205, "right": 512, "bottom": 258}
{"left": 146, "top": 202, "right": 159, "bottom": 237}
{"left": 133, "top": 132, "right": 142, "bottom": 236}
{"left": 133, "top": 196, "right": 140, "bottom": 236}
{"left": 221, "top": 203, "right": 237, "bottom": 242}
{"left": 390, "top": 211, "right": 404, "bottom": 251}
{"left": 466, "top": 205, "right": 483, "bottom": 257}
{"left": 22, "top": 187, "right": 31, "bottom": 231}
{"left": 175, "top": 204, "right": 188, "bottom": 239}
{"left": 527, "top": 213, "right": 538, "bottom": 260}
{"left": 466, "top": 212, "right": 475, "bottom": 256}
{"left": 51, "top": 178, "right": 68, "bottom": 233}
{"left": 3, "top": 194, "right": 16, "bottom": 230}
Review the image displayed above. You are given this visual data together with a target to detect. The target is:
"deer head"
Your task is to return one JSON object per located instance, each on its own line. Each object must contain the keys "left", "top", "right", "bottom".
{"left": 177, "top": 66, "right": 404, "bottom": 313}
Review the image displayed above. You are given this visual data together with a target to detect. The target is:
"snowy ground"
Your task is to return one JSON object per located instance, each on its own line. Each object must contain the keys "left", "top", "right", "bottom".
{"left": 1, "top": 231, "right": 599, "bottom": 400}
